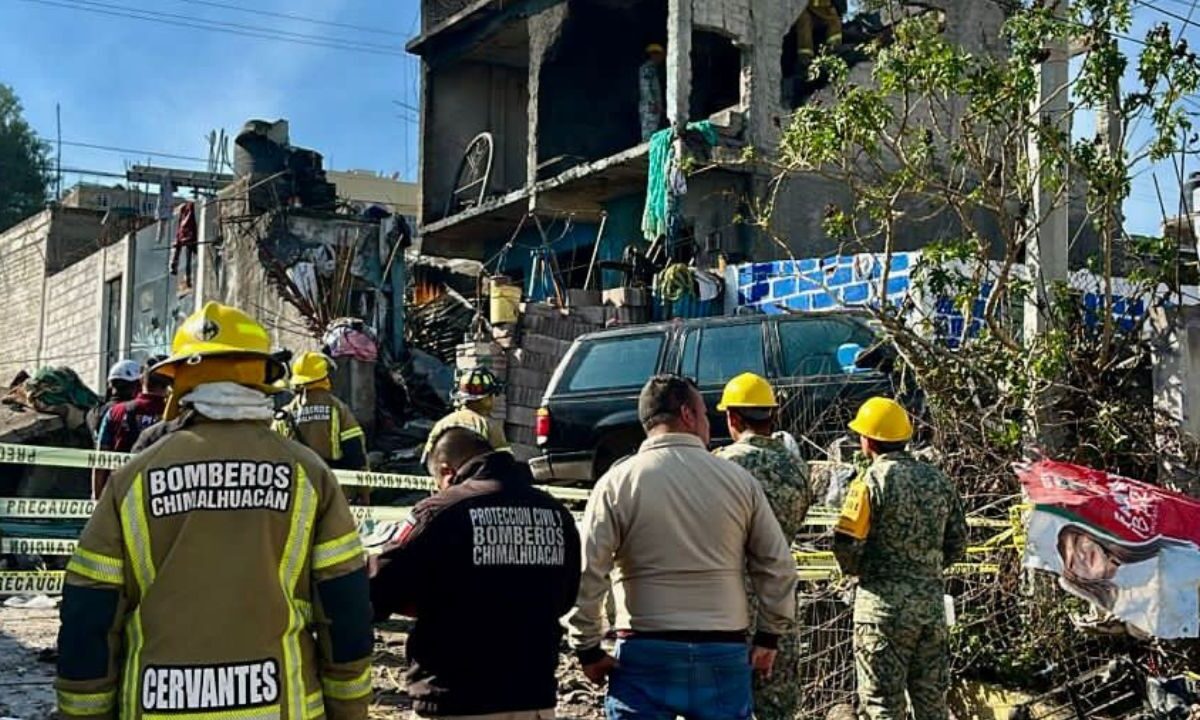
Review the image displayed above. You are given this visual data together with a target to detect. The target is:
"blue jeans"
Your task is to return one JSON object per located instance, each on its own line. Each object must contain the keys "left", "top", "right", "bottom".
{"left": 605, "top": 639, "right": 753, "bottom": 720}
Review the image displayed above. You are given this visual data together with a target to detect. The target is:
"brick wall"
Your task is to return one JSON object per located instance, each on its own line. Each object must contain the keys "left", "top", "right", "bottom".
{"left": 0, "top": 211, "right": 52, "bottom": 383}
{"left": 42, "top": 252, "right": 104, "bottom": 389}
{"left": 0, "top": 209, "right": 128, "bottom": 391}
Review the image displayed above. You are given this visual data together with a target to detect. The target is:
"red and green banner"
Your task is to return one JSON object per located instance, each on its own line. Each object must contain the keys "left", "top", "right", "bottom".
{"left": 1019, "top": 460, "right": 1200, "bottom": 639}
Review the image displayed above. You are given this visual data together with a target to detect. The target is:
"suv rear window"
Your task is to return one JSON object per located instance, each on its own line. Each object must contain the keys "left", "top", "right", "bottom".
{"left": 778, "top": 317, "right": 876, "bottom": 377}
{"left": 565, "top": 334, "right": 663, "bottom": 391}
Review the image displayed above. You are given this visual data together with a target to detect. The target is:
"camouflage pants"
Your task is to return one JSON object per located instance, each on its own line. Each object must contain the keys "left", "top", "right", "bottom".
{"left": 853, "top": 619, "right": 949, "bottom": 720}
{"left": 753, "top": 626, "right": 802, "bottom": 720}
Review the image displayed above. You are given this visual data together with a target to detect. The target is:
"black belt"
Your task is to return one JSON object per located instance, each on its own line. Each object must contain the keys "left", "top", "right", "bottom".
{"left": 615, "top": 629, "right": 748, "bottom": 644}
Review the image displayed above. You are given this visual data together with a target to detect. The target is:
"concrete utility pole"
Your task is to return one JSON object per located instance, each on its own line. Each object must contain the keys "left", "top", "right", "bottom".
{"left": 1024, "top": 0, "right": 1070, "bottom": 341}
{"left": 1025, "top": 0, "right": 1071, "bottom": 454}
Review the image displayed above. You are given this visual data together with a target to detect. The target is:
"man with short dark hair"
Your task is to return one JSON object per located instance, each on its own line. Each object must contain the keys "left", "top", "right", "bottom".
{"left": 371, "top": 422, "right": 581, "bottom": 720}
{"left": 569, "top": 374, "right": 798, "bottom": 720}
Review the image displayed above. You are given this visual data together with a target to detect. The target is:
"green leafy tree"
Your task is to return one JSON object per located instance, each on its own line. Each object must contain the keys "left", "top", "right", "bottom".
{"left": 761, "top": 0, "right": 1200, "bottom": 684}
{"left": 0, "top": 84, "right": 50, "bottom": 233}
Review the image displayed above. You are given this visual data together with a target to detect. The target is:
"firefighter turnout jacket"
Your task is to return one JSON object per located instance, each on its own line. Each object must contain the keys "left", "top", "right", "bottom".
{"left": 274, "top": 388, "right": 368, "bottom": 471}
{"left": 55, "top": 416, "right": 374, "bottom": 720}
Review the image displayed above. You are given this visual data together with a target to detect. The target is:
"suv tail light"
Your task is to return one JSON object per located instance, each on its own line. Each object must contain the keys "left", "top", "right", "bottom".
{"left": 535, "top": 408, "right": 551, "bottom": 445}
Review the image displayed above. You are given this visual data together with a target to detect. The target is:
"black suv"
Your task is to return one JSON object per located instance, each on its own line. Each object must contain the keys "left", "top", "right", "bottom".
{"left": 529, "top": 311, "right": 895, "bottom": 484}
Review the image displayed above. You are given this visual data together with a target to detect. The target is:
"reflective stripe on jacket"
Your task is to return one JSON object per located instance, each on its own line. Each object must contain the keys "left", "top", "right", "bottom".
{"left": 274, "top": 389, "right": 367, "bottom": 470}
{"left": 55, "top": 415, "right": 373, "bottom": 720}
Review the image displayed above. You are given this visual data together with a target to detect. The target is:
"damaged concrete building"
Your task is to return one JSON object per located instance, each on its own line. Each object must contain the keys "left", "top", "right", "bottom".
{"left": 408, "top": 0, "right": 1007, "bottom": 280}
{"left": 0, "top": 123, "right": 416, "bottom": 398}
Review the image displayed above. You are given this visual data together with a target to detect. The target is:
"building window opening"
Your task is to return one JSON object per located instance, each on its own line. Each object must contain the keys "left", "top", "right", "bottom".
{"left": 102, "top": 276, "right": 122, "bottom": 377}
{"left": 537, "top": 0, "right": 668, "bottom": 179}
{"left": 690, "top": 29, "right": 742, "bottom": 121}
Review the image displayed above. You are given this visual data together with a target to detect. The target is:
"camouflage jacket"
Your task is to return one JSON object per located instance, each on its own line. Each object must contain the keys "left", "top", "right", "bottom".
{"left": 713, "top": 433, "right": 812, "bottom": 540}
{"left": 836, "top": 451, "right": 968, "bottom": 623}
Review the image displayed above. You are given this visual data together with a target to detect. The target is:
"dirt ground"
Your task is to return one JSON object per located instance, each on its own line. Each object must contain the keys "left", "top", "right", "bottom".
{"left": 0, "top": 608, "right": 605, "bottom": 720}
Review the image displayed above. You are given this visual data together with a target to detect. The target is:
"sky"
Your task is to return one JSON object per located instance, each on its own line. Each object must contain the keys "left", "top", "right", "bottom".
{"left": 0, "top": 0, "right": 1195, "bottom": 238}
{"left": 0, "top": 0, "right": 422, "bottom": 188}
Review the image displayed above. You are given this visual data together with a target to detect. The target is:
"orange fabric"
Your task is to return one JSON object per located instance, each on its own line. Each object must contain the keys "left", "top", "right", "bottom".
{"left": 163, "top": 358, "right": 270, "bottom": 419}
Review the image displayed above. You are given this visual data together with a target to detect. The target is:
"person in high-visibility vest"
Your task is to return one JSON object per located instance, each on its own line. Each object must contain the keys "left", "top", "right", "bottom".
{"left": 54, "top": 302, "right": 374, "bottom": 720}
{"left": 274, "top": 352, "right": 370, "bottom": 504}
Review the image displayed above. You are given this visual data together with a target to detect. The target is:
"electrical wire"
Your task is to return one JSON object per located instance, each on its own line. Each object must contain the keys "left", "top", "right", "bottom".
{"left": 49, "top": 0, "right": 408, "bottom": 52}
{"left": 58, "top": 140, "right": 208, "bottom": 163}
{"left": 1134, "top": 0, "right": 1200, "bottom": 31}
{"left": 174, "top": 0, "right": 405, "bottom": 37}
{"left": 12, "top": 0, "right": 409, "bottom": 57}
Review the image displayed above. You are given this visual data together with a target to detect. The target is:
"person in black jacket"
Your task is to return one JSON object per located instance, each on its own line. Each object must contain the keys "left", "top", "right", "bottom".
{"left": 371, "top": 425, "right": 582, "bottom": 720}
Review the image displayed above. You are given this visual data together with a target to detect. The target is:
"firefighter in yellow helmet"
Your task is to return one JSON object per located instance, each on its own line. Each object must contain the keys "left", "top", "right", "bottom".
{"left": 55, "top": 302, "right": 374, "bottom": 720}
{"left": 834, "top": 397, "right": 966, "bottom": 720}
{"left": 274, "top": 351, "right": 370, "bottom": 504}
{"left": 711, "top": 372, "right": 811, "bottom": 720}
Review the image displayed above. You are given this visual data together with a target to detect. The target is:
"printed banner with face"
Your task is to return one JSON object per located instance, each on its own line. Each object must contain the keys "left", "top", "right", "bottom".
{"left": 1019, "top": 460, "right": 1200, "bottom": 639}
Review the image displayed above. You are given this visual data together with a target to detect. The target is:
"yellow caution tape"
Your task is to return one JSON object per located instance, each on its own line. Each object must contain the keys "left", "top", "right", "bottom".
{"left": 1, "top": 537, "right": 79, "bottom": 555}
{"left": 0, "top": 497, "right": 96, "bottom": 519}
{"left": 0, "top": 571, "right": 64, "bottom": 595}
{"left": 0, "top": 442, "right": 591, "bottom": 502}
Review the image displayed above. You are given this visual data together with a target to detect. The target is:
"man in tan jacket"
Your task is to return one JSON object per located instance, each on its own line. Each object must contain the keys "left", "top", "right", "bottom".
{"left": 568, "top": 374, "right": 797, "bottom": 720}
{"left": 55, "top": 302, "right": 373, "bottom": 720}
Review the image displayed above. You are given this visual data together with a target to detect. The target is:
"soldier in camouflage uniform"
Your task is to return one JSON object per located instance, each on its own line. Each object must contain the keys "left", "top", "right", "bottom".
{"left": 833, "top": 398, "right": 967, "bottom": 720}
{"left": 713, "top": 373, "right": 812, "bottom": 720}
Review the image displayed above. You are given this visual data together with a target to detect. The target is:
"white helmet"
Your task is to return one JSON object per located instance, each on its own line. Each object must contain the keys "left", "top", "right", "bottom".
{"left": 108, "top": 359, "right": 142, "bottom": 383}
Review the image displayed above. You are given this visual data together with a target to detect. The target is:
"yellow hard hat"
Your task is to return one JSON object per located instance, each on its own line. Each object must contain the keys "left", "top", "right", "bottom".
{"left": 848, "top": 397, "right": 913, "bottom": 442}
{"left": 290, "top": 351, "right": 334, "bottom": 386}
{"left": 422, "top": 409, "right": 494, "bottom": 462}
{"left": 151, "top": 302, "right": 282, "bottom": 379}
{"left": 717, "top": 372, "right": 778, "bottom": 412}
{"left": 646, "top": 43, "right": 666, "bottom": 55}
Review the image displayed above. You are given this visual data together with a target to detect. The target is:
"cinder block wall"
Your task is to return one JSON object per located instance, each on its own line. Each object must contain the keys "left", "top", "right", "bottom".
{"left": 41, "top": 253, "right": 104, "bottom": 388}
{"left": 0, "top": 210, "right": 52, "bottom": 384}
{"left": 40, "top": 240, "right": 127, "bottom": 391}
{"left": 0, "top": 208, "right": 128, "bottom": 391}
